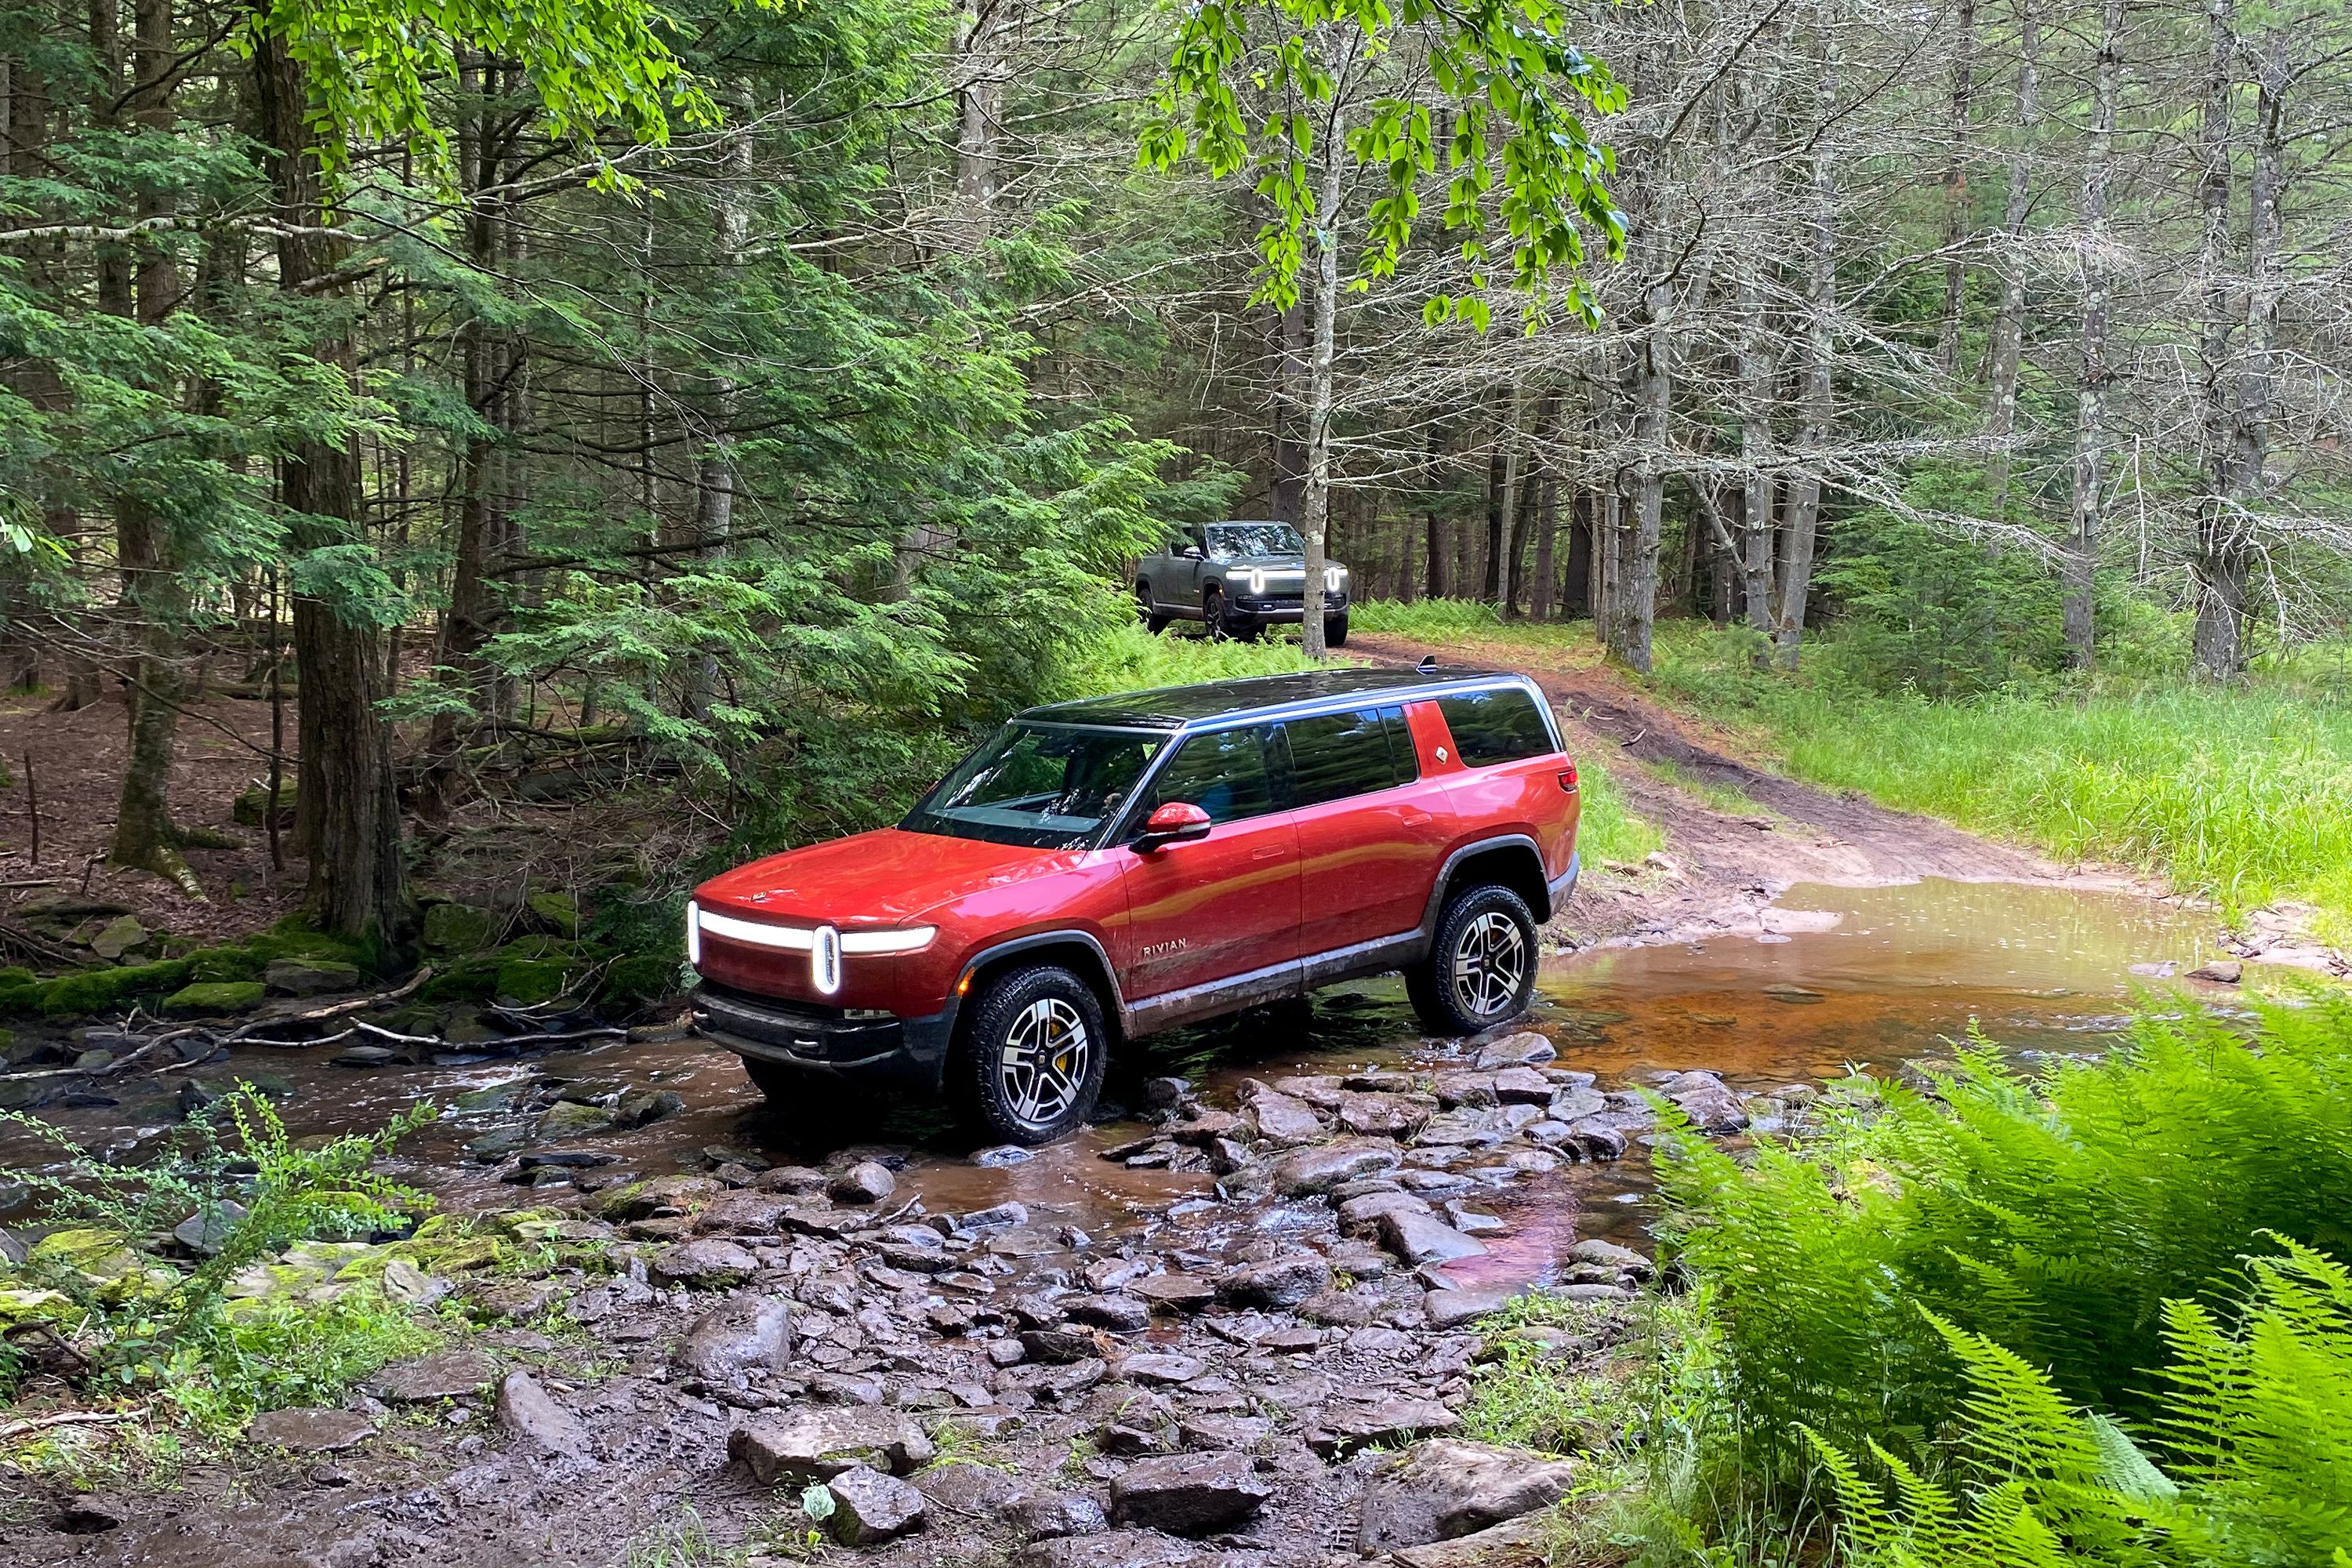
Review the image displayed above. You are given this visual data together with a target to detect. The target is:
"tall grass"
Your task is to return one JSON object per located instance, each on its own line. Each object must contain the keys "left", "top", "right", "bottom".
{"left": 1050, "top": 619, "right": 1323, "bottom": 698}
{"left": 1647, "top": 624, "right": 2352, "bottom": 939}
{"left": 1579, "top": 753, "right": 1664, "bottom": 867}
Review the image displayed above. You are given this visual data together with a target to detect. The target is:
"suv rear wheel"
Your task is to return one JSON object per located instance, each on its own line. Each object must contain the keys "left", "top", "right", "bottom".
{"left": 956, "top": 964, "right": 1109, "bottom": 1144}
{"left": 1409, "top": 884, "right": 1538, "bottom": 1035}
{"left": 1136, "top": 583, "right": 1170, "bottom": 634}
{"left": 1324, "top": 612, "right": 1349, "bottom": 648}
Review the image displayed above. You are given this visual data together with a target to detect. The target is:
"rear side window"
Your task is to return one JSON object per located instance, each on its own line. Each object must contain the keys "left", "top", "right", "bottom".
{"left": 1283, "top": 706, "right": 1413, "bottom": 807}
{"left": 1144, "top": 725, "right": 1280, "bottom": 824}
{"left": 1435, "top": 688, "right": 1555, "bottom": 767}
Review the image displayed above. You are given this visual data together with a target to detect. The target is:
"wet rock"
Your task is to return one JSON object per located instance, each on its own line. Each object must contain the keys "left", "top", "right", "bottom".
{"left": 1338, "top": 1189, "right": 1432, "bottom": 1233}
{"left": 1308, "top": 1398, "right": 1460, "bottom": 1457}
{"left": 246, "top": 1408, "right": 375, "bottom": 1454}
{"left": 1569, "top": 1239, "right": 1650, "bottom": 1279}
{"left": 831, "top": 1160, "right": 898, "bottom": 1204}
{"left": 1377, "top": 1210, "right": 1489, "bottom": 1266}
{"left": 382, "top": 1257, "right": 448, "bottom": 1308}
{"left": 728, "top": 1409, "right": 935, "bottom": 1482}
{"left": 1269, "top": 1138, "right": 1403, "bottom": 1196}
{"left": 1486, "top": 1066, "right": 1555, "bottom": 1105}
{"left": 693, "top": 1191, "right": 792, "bottom": 1236}
{"left": 917, "top": 1460, "right": 1025, "bottom": 1514}
{"left": 1019, "top": 1327, "right": 1102, "bottom": 1365}
{"left": 1179, "top": 1414, "right": 1271, "bottom": 1450}
{"left": 1167, "top": 1109, "right": 1247, "bottom": 1147}
{"left": 651, "top": 1238, "right": 758, "bottom": 1287}
{"left": 1423, "top": 1285, "right": 1523, "bottom": 1330}
{"left": 960, "top": 1201, "right": 1032, "bottom": 1231}
{"left": 1762, "top": 982, "right": 1824, "bottom": 1003}
{"left": 1548, "top": 1085, "right": 1608, "bottom": 1121}
{"left": 1564, "top": 1119, "right": 1628, "bottom": 1160}
{"left": 1014, "top": 1531, "right": 1206, "bottom": 1568}
{"left": 332, "top": 1045, "right": 402, "bottom": 1069}
{"left": 1390, "top": 1512, "right": 1555, "bottom": 1568}
{"left": 1119, "top": 1352, "right": 1206, "bottom": 1385}
{"left": 676, "top": 1294, "right": 793, "bottom": 1382}
{"left": 1359, "top": 1439, "right": 1580, "bottom": 1553}
{"left": 2189, "top": 957, "right": 2244, "bottom": 984}
{"left": 1110, "top": 1450, "right": 1272, "bottom": 1534}
{"left": 758, "top": 1164, "right": 831, "bottom": 1194}
{"left": 172, "top": 1200, "right": 246, "bottom": 1257}
{"left": 613, "top": 1088, "right": 685, "bottom": 1129}
{"left": 1009, "top": 1490, "right": 1109, "bottom": 1541}
{"left": 373, "top": 1349, "right": 498, "bottom": 1403}
{"left": 536, "top": 1099, "right": 617, "bottom": 1141}
{"left": 1240, "top": 1083, "right": 1325, "bottom": 1145}
{"left": 1338, "top": 1091, "right": 1436, "bottom": 1139}
{"left": 811, "top": 1370, "right": 884, "bottom": 1405}
{"left": 1472, "top": 1032, "right": 1555, "bottom": 1070}
{"left": 495, "top": 1370, "right": 590, "bottom": 1461}
{"left": 971, "top": 1144, "right": 1039, "bottom": 1168}
{"left": 1658, "top": 1071, "right": 1748, "bottom": 1133}
{"left": 1300, "top": 1288, "right": 1379, "bottom": 1327}
{"left": 594, "top": 1172, "right": 719, "bottom": 1221}
{"left": 825, "top": 1463, "right": 927, "bottom": 1544}
{"left": 1064, "top": 1294, "right": 1151, "bottom": 1333}
{"left": 463, "top": 1277, "right": 562, "bottom": 1323}
{"left": 1131, "top": 1273, "right": 1217, "bottom": 1313}
{"left": 1214, "top": 1255, "right": 1330, "bottom": 1310}
{"left": 1011, "top": 1293, "right": 1069, "bottom": 1329}
{"left": 263, "top": 957, "right": 361, "bottom": 996}
{"left": 1141, "top": 1076, "right": 1195, "bottom": 1112}
{"left": 1001, "top": 1356, "right": 1108, "bottom": 1403}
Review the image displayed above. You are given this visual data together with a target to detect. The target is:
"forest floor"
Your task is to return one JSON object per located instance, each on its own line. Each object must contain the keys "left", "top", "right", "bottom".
{"left": 1352, "top": 631, "right": 2343, "bottom": 977}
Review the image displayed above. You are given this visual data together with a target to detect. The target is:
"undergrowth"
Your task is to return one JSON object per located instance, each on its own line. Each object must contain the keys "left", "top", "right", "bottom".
{"left": 1639, "top": 993, "right": 2352, "bottom": 1566}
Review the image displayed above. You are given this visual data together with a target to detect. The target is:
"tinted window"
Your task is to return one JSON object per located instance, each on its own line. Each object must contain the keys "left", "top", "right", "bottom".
{"left": 906, "top": 724, "right": 1166, "bottom": 848}
{"left": 1206, "top": 523, "right": 1304, "bottom": 560}
{"left": 1143, "top": 726, "right": 1279, "bottom": 825}
{"left": 1284, "top": 706, "right": 1410, "bottom": 808}
{"left": 1436, "top": 688, "right": 1555, "bottom": 767}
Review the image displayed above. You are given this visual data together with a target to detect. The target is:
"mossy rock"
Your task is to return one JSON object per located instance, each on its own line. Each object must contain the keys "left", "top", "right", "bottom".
{"left": 0, "top": 1287, "right": 73, "bottom": 1330}
{"left": 495, "top": 956, "right": 574, "bottom": 1006}
{"left": 499, "top": 934, "right": 586, "bottom": 963}
{"left": 524, "top": 891, "right": 581, "bottom": 938}
{"left": 264, "top": 956, "right": 361, "bottom": 996}
{"left": 418, "top": 955, "right": 503, "bottom": 1005}
{"left": 231, "top": 779, "right": 297, "bottom": 827}
{"left": 535, "top": 1098, "right": 615, "bottom": 1139}
{"left": 39, "top": 959, "right": 194, "bottom": 1018}
{"left": 598, "top": 952, "right": 684, "bottom": 1009}
{"left": 27, "top": 1227, "right": 179, "bottom": 1302}
{"left": 421, "top": 902, "right": 498, "bottom": 954}
{"left": 162, "top": 980, "right": 267, "bottom": 1017}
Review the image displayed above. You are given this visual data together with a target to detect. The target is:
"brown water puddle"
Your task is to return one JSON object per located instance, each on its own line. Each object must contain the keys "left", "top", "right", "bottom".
{"left": 2, "top": 879, "right": 2230, "bottom": 1294}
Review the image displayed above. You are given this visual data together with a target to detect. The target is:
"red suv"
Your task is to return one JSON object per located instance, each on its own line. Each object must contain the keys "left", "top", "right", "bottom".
{"left": 688, "top": 666, "right": 1581, "bottom": 1144}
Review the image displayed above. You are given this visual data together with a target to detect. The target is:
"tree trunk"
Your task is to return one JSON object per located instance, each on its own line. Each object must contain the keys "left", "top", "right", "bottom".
{"left": 252, "top": 16, "right": 405, "bottom": 947}
{"left": 1270, "top": 300, "right": 1306, "bottom": 527}
{"left": 1737, "top": 260, "right": 1777, "bottom": 653}
{"left": 1495, "top": 385, "right": 1528, "bottom": 615}
{"left": 953, "top": 0, "right": 1007, "bottom": 246}
{"left": 1935, "top": 0, "right": 1978, "bottom": 378}
{"left": 2063, "top": 0, "right": 2122, "bottom": 671}
{"left": 2216, "top": 28, "right": 2285, "bottom": 666}
{"left": 1531, "top": 442, "right": 1560, "bottom": 622}
{"left": 1481, "top": 391, "right": 1509, "bottom": 604}
{"left": 1773, "top": 43, "right": 1838, "bottom": 672}
{"left": 1620, "top": 280, "right": 1675, "bottom": 673}
{"left": 687, "top": 105, "right": 750, "bottom": 710}
{"left": 2190, "top": 0, "right": 2246, "bottom": 679}
{"left": 1297, "top": 56, "right": 1347, "bottom": 659}
{"left": 1984, "top": 0, "right": 2041, "bottom": 507}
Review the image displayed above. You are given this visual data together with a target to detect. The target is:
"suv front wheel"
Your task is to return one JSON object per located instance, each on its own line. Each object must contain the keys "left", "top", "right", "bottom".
{"left": 1409, "top": 884, "right": 1539, "bottom": 1035}
{"left": 955, "top": 964, "right": 1109, "bottom": 1144}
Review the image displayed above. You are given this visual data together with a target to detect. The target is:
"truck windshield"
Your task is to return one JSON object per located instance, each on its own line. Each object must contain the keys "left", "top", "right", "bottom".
{"left": 903, "top": 723, "right": 1167, "bottom": 849}
{"left": 1207, "top": 523, "right": 1303, "bottom": 560}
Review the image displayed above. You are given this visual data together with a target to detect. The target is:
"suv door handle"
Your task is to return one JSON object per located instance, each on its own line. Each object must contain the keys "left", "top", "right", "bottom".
{"left": 1250, "top": 846, "right": 1287, "bottom": 862}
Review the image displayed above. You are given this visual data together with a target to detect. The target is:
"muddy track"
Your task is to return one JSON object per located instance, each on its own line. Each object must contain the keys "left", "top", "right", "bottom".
{"left": 1353, "top": 633, "right": 2127, "bottom": 949}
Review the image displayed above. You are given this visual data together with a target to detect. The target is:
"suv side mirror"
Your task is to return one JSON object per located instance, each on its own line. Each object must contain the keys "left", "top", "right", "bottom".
{"left": 1178, "top": 545, "right": 1203, "bottom": 560}
{"left": 1132, "top": 800, "right": 1212, "bottom": 853}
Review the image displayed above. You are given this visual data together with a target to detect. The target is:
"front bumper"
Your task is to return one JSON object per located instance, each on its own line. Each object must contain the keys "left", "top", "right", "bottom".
{"left": 690, "top": 983, "right": 953, "bottom": 1090}
{"left": 1228, "top": 591, "right": 1350, "bottom": 626}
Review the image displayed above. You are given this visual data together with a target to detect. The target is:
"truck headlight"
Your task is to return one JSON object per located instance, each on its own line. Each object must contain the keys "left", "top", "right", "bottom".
{"left": 1326, "top": 565, "right": 1345, "bottom": 593}
{"left": 1245, "top": 568, "right": 1266, "bottom": 595}
{"left": 685, "top": 899, "right": 702, "bottom": 967}
{"left": 839, "top": 926, "right": 937, "bottom": 954}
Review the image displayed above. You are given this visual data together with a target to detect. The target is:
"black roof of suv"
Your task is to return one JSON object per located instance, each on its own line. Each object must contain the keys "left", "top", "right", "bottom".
{"left": 1019, "top": 666, "right": 1529, "bottom": 730}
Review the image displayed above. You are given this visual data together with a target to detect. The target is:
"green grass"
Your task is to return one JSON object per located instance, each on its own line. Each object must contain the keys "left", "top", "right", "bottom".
{"left": 1051, "top": 619, "right": 1324, "bottom": 699}
{"left": 1579, "top": 753, "right": 1664, "bottom": 867}
{"left": 1642, "top": 757, "right": 1771, "bottom": 819}
{"left": 1644, "top": 622, "right": 2352, "bottom": 941}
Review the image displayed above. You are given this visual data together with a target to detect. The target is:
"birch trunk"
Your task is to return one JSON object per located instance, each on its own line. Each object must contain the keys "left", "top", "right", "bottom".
{"left": 1984, "top": 0, "right": 2041, "bottom": 506}
{"left": 1935, "top": 0, "right": 1978, "bottom": 379}
{"left": 2190, "top": 0, "right": 2248, "bottom": 678}
{"left": 2062, "top": 0, "right": 2122, "bottom": 670}
{"left": 1773, "top": 38, "right": 1838, "bottom": 672}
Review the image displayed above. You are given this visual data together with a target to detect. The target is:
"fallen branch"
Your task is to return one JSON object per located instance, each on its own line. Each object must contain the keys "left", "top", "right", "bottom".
{"left": 238, "top": 1026, "right": 356, "bottom": 1049}
{"left": 0, "top": 1404, "right": 151, "bottom": 1443}
{"left": 0, "top": 919, "right": 86, "bottom": 968}
{"left": 216, "top": 967, "right": 433, "bottom": 1045}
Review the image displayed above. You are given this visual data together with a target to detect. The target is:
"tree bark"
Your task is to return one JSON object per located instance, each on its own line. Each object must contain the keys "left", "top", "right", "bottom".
{"left": 1619, "top": 277, "right": 1675, "bottom": 673}
{"left": 1935, "top": 0, "right": 1978, "bottom": 379}
{"left": 1773, "top": 43, "right": 1838, "bottom": 673}
{"left": 1494, "top": 384, "right": 1527, "bottom": 615}
{"left": 2190, "top": 0, "right": 2246, "bottom": 679}
{"left": 1984, "top": 0, "right": 2041, "bottom": 507}
{"left": 1298, "top": 44, "right": 1348, "bottom": 659}
{"left": 252, "top": 15, "right": 405, "bottom": 947}
{"left": 1270, "top": 301, "right": 1306, "bottom": 527}
{"left": 1481, "top": 391, "right": 1509, "bottom": 604}
{"left": 2214, "top": 28, "right": 2286, "bottom": 668}
{"left": 2063, "top": 0, "right": 2122, "bottom": 671}
{"left": 1531, "top": 432, "right": 1559, "bottom": 622}
{"left": 687, "top": 104, "right": 750, "bottom": 708}
{"left": 953, "top": 0, "right": 1008, "bottom": 247}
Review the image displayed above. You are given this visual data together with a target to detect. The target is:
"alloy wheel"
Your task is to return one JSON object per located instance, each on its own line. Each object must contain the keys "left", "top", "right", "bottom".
{"left": 1000, "top": 996, "right": 1092, "bottom": 1131}
{"left": 1450, "top": 910, "right": 1528, "bottom": 1019}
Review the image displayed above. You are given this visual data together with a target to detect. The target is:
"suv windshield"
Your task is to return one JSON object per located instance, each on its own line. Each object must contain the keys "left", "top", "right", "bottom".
{"left": 1206, "top": 523, "right": 1303, "bottom": 561}
{"left": 904, "top": 723, "right": 1167, "bottom": 849}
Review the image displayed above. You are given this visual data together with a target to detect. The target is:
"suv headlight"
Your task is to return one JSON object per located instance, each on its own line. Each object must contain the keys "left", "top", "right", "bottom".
{"left": 1326, "top": 565, "right": 1346, "bottom": 593}
{"left": 838, "top": 926, "right": 937, "bottom": 954}
{"left": 1245, "top": 567, "right": 1266, "bottom": 595}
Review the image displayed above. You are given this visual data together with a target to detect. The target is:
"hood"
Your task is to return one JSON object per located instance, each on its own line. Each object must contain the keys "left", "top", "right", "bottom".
{"left": 695, "top": 827, "right": 1076, "bottom": 927}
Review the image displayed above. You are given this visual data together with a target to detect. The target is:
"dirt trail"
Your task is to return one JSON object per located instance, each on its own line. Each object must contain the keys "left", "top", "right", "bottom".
{"left": 1353, "top": 633, "right": 2149, "bottom": 949}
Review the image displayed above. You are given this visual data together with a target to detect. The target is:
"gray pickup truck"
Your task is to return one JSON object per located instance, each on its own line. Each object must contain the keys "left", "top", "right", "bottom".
{"left": 1133, "top": 521, "right": 1351, "bottom": 646}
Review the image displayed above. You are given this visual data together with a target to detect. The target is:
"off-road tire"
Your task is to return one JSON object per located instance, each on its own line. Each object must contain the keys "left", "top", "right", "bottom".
{"left": 954, "top": 964, "right": 1110, "bottom": 1145}
{"left": 1408, "top": 883, "right": 1539, "bottom": 1036}
{"left": 1202, "top": 585, "right": 1232, "bottom": 641}
{"left": 1324, "top": 613, "right": 1350, "bottom": 648}
{"left": 1136, "top": 583, "right": 1171, "bottom": 634}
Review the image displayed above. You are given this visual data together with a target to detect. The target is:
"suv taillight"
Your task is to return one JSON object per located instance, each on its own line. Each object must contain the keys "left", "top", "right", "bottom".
{"left": 1559, "top": 764, "right": 1579, "bottom": 793}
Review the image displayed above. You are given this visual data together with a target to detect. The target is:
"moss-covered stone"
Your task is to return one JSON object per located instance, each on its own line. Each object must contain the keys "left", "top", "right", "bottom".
{"left": 524, "top": 891, "right": 580, "bottom": 937}
{"left": 89, "top": 915, "right": 150, "bottom": 960}
{"left": 418, "top": 955, "right": 501, "bottom": 1005}
{"left": 27, "top": 1227, "right": 180, "bottom": 1301}
{"left": 0, "top": 1287, "right": 72, "bottom": 1330}
{"left": 421, "top": 902, "right": 497, "bottom": 954}
{"left": 535, "top": 1098, "right": 615, "bottom": 1140}
{"left": 231, "top": 779, "right": 297, "bottom": 827}
{"left": 162, "top": 980, "right": 267, "bottom": 1017}
{"left": 598, "top": 952, "right": 683, "bottom": 1008}
{"left": 38, "top": 960, "right": 194, "bottom": 1018}
{"left": 263, "top": 956, "right": 361, "bottom": 996}
{"left": 495, "top": 958, "right": 570, "bottom": 1006}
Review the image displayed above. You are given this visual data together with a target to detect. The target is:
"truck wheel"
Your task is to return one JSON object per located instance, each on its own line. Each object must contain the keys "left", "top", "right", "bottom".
{"left": 956, "top": 964, "right": 1109, "bottom": 1145}
{"left": 1202, "top": 585, "right": 1232, "bottom": 641}
{"left": 1324, "top": 612, "right": 1349, "bottom": 648}
{"left": 1408, "top": 884, "right": 1538, "bottom": 1036}
{"left": 1136, "top": 583, "right": 1170, "bottom": 634}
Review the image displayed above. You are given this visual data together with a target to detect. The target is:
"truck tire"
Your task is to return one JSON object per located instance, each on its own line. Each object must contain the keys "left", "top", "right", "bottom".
{"left": 1408, "top": 883, "right": 1539, "bottom": 1036}
{"left": 1324, "top": 612, "right": 1349, "bottom": 648}
{"left": 1203, "top": 585, "right": 1234, "bottom": 641}
{"left": 955, "top": 964, "right": 1109, "bottom": 1144}
{"left": 1136, "top": 582, "right": 1171, "bottom": 634}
